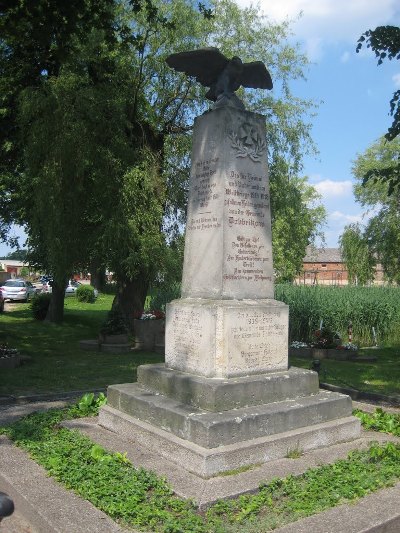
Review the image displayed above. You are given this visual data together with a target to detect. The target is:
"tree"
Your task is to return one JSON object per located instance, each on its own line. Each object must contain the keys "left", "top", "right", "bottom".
{"left": 357, "top": 26, "right": 400, "bottom": 142}
{"left": 1, "top": 0, "right": 322, "bottom": 323}
{"left": 356, "top": 25, "right": 400, "bottom": 194}
{"left": 269, "top": 157, "right": 326, "bottom": 282}
{"left": 352, "top": 136, "right": 400, "bottom": 284}
{"left": 339, "top": 223, "right": 375, "bottom": 285}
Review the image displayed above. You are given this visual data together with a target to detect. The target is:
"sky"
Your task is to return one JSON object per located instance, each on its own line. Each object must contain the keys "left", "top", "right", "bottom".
{"left": 1, "top": 0, "right": 400, "bottom": 256}
{"left": 239, "top": 0, "right": 400, "bottom": 247}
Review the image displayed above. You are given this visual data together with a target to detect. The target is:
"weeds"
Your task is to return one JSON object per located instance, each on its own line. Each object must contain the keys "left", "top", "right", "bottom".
{"left": 2, "top": 397, "right": 400, "bottom": 532}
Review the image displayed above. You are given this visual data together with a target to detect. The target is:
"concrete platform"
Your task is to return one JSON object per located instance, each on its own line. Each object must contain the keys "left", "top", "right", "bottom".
{"left": 0, "top": 399, "right": 399, "bottom": 532}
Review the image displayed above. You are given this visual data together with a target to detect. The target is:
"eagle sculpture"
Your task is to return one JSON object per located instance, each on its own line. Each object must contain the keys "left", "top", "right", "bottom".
{"left": 166, "top": 47, "right": 273, "bottom": 108}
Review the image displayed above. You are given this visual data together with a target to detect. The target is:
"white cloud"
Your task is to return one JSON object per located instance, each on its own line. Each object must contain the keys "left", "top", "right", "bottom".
{"left": 329, "top": 211, "right": 362, "bottom": 223}
{"left": 236, "top": 0, "right": 399, "bottom": 60}
{"left": 314, "top": 179, "right": 353, "bottom": 197}
{"left": 393, "top": 73, "right": 400, "bottom": 88}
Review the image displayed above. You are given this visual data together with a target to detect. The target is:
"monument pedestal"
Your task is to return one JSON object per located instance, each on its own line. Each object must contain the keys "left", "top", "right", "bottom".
{"left": 100, "top": 105, "right": 360, "bottom": 479}
{"left": 99, "top": 364, "right": 360, "bottom": 478}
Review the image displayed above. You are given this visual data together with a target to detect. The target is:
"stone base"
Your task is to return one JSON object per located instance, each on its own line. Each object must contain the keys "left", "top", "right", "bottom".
{"left": 99, "top": 405, "right": 360, "bottom": 478}
{"left": 165, "top": 298, "right": 289, "bottom": 378}
{"left": 133, "top": 319, "right": 165, "bottom": 351}
{"left": 79, "top": 339, "right": 131, "bottom": 353}
{"left": 136, "top": 364, "right": 319, "bottom": 411}
{"left": 99, "top": 363, "right": 361, "bottom": 476}
{"left": 290, "top": 348, "right": 359, "bottom": 361}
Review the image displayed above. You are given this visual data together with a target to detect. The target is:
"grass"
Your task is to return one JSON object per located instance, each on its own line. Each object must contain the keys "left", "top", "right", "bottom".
{"left": 290, "top": 345, "right": 400, "bottom": 397}
{"left": 0, "top": 295, "right": 163, "bottom": 397}
{"left": 2, "top": 400, "right": 400, "bottom": 533}
{"left": 1, "top": 294, "right": 400, "bottom": 399}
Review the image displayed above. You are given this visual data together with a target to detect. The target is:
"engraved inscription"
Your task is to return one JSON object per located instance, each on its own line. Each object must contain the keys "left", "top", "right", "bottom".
{"left": 223, "top": 169, "right": 272, "bottom": 284}
{"left": 171, "top": 308, "right": 202, "bottom": 368}
{"left": 228, "top": 309, "right": 287, "bottom": 372}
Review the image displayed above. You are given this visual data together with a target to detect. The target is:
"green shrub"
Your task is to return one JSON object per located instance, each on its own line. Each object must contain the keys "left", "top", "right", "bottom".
{"left": 100, "top": 308, "right": 128, "bottom": 335}
{"left": 31, "top": 293, "right": 51, "bottom": 320}
{"left": 76, "top": 284, "right": 95, "bottom": 303}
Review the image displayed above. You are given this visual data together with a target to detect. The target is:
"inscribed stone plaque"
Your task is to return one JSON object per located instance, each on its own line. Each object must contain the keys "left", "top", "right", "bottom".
{"left": 165, "top": 298, "right": 288, "bottom": 378}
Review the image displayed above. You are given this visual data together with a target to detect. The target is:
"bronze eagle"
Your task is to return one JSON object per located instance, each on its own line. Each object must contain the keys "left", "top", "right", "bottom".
{"left": 166, "top": 47, "right": 273, "bottom": 102}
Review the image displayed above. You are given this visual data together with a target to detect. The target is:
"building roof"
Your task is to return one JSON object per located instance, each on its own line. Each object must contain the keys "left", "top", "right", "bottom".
{"left": 0, "top": 259, "right": 27, "bottom": 267}
{"left": 303, "top": 246, "right": 342, "bottom": 263}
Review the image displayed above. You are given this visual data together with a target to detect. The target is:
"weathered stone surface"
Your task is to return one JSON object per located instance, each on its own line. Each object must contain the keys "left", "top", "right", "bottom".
{"left": 137, "top": 363, "right": 319, "bottom": 411}
{"left": 99, "top": 405, "right": 361, "bottom": 478}
{"left": 106, "top": 382, "right": 353, "bottom": 448}
{"left": 181, "top": 106, "right": 274, "bottom": 300}
{"left": 165, "top": 298, "right": 288, "bottom": 377}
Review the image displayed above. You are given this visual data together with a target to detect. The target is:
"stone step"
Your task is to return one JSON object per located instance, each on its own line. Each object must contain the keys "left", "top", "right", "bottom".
{"left": 137, "top": 364, "right": 319, "bottom": 411}
{"left": 107, "top": 383, "right": 353, "bottom": 448}
{"left": 99, "top": 405, "right": 361, "bottom": 478}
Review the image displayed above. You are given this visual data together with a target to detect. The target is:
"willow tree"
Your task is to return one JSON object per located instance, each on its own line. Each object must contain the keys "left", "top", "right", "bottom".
{"left": 352, "top": 136, "right": 400, "bottom": 284}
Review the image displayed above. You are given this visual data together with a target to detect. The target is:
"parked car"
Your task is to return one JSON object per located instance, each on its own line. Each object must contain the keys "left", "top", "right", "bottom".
{"left": 65, "top": 280, "right": 98, "bottom": 298}
{"left": 0, "top": 279, "right": 37, "bottom": 302}
{"left": 42, "top": 280, "right": 98, "bottom": 298}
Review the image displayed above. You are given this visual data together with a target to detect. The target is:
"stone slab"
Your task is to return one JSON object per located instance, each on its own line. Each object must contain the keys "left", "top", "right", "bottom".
{"left": 165, "top": 298, "right": 288, "bottom": 377}
{"left": 181, "top": 106, "right": 274, "bottom": 300}
{"left": 106, "top": 383, "right": 354, "bottom": 448}
{"left": 99, "top": 404, "right": 361, "bottom": 478}
{"left": 100, "top": 343, "right": 131, "bottom": 354}
{"left": 137, "top": 363, "right": 319, "bottom": 411}
{"left": 0, "top": 435, "right": 126, "bottom": 533}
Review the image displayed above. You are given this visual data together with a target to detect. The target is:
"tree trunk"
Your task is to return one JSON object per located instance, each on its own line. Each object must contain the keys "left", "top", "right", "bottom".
{"left": 46, "top": 281, "right": 65, "bottom": 323}
{"left": 90, "top": 264, "right": 107, "bottom": 291}
{"left": 112, "top": 275, "right": 149, "bottom": 333}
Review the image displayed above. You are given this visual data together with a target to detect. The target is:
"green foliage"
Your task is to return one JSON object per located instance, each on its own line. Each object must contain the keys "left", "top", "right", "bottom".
{"left": 276, "top": 284, "right": 400, "bottom": 345}
{"left": 146, "top": 282, "right": 181, "bottom": 312}
{"left": 76, "top": 284, "right": 96, "bottom": 303}
{"left": 100, "top": 308, "right": 128, "bottom": 335}
{"left": 357, "top": 25, "right": 400, "bottom": 143}
{"left": 3, "top": 402, "right": 400, "bottom": 533}
{"left": 352, "top": 136, "right": 400, "bottom": 283}
{"left": 354, "top": 408, "right": 400, "bottom": 437}
{"left": 68, "top": 392, "right": 107, "bottom": 418}
{"left": 339, "top": 223, "right": 375, "bottom": 285}
{"left": 30, "top": 293, "right": 51, "bottom": 320}
{"left": 270, "top": 158, "right": 326, "bottom": 282}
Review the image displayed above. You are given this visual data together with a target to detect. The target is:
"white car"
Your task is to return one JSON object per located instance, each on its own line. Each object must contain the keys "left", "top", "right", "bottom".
{"left": 43, "top": 280, "right": 98, "bottom": 298}
{"left": 0, "top": 279, "right": 37, "bottom": 302}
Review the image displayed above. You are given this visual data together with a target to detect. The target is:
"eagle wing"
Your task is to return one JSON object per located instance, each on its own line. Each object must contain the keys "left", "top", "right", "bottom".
{"left": 166, "top": 47, "right": 228, "bottom": 87}
{"left": 240, "top": 61, "right": 273, "bottom": 90}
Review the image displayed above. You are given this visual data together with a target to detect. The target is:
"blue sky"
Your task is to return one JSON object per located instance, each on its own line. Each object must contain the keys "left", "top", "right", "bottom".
{"left": 246, "top": 0, "right": 400, "bottom": 247}
{"left": 1, "top": 0, "right": 399, "bottom": 256}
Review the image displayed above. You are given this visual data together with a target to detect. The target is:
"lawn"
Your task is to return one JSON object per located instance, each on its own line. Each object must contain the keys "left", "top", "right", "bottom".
{"left": 0, "top": 295, "right": 163, "bottom": 397}
{"left": 1, "top": 295, "right": 399, "bottom": 399}
{"left": 290, "top": 345, "right": 400, "bottom": 397}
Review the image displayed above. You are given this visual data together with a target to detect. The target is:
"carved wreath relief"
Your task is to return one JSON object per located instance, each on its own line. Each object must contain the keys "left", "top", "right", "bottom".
{"left": 229, "top": 122, "right": 266, "bottom": 162}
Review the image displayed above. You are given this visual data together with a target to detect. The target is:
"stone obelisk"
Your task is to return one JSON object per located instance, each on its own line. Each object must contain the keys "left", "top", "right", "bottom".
{"left": 99, "top": 49, "right": 360, "bottom": 480}
{"left": 165, "top": 106, "right": 288, "bottom": 378}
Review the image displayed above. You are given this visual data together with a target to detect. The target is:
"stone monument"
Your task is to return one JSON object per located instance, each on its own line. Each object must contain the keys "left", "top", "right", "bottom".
{"left": 99, "top": 49, "right": 360, "bottom": 478}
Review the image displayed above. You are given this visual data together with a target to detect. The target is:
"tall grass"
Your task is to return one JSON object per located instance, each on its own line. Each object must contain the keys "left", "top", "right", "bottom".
{"left": 275, "top": 285, "right": 400, "bottom": 346}
{"left": 144, "top": 283, "right": 400, "bottom": 346}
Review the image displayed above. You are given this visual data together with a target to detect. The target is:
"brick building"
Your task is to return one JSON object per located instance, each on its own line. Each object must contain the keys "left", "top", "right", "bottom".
{"left": 295, "top": 247, "right": 384, "bottom": 286}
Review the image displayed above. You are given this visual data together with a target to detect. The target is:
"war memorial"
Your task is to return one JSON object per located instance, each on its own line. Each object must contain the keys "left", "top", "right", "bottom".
{"left": 99, "top": 48, "right": 360, "bottom": 479}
